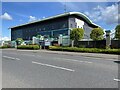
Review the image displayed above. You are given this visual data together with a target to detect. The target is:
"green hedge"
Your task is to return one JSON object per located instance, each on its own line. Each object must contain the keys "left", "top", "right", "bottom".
{"left": 49, "top": 46, "right": 120, "bottom": 55}
{"left": 17, "top": 45, "right": 40, "bottom": 50}
{"left": 0, "top": 45, "right": 11, "bottom": 49}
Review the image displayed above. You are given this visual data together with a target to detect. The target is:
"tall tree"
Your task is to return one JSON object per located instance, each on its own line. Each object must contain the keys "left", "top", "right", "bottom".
{"left": 115, "top": 24, "right": 120, "bottom": 39}
{"left": 90, "top": 28, "right": 104, "bottom": 41}
{"left": 36, "top": 35, "right": 42, "bottom": 39}
{"left": 16, "top": 38, "right": 24, "bottom": 45}
{"left": 70, "top": 28, "right": 84, "bottom": 47}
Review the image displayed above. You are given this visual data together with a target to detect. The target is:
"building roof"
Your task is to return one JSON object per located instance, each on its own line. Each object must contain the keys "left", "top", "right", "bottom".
{"left": 9, "top": 12, "right": 99, "bottom": 29}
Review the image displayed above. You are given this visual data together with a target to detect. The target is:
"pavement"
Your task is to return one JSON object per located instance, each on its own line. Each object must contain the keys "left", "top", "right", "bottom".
{"left": 1, "top": 49, "right": 120, "bottom": 88}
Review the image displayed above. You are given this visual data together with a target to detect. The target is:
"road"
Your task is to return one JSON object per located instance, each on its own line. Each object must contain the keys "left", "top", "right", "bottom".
{"left": 2, "top": 49, "right": 119, "bottom": 88}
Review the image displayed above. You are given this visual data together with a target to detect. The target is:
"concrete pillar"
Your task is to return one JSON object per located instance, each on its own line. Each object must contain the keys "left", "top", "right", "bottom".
{"left": 58, "top": 34, "right": 63, "bottom": 46}
{"left": 51, "top": 31, "right": 53, "bottom": 37}
{"left": 32, "top": 36, "right": 36, "bottom": 44}
{"left": 105, "top": 30, "right": 111, "bottom": 48}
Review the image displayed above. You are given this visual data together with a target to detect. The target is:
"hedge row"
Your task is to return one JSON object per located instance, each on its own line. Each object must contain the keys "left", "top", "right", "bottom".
{"left": 49, "top": 46, "right": 120, "bottom": 55}
{"left": 0, "top": 45, "right": 11, "bottom": 49}
{"left": 17, "top": 45, "right": 40, "bottom": 50}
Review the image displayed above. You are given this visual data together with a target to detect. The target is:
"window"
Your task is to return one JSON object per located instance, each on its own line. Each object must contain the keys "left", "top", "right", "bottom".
{"left": 71, "top": 18, "right": 75, "bottom": 22}
{"left": 43, "top": 28, "right": 45, "bottom": 30}
{"left": 63, "top": 24, "right": 66, "bottom": 28}
{"left": 39, "top": 28, "right": 41, "bottom": 31}
{"left": 73, "top": 18, "right": 75, "bottom": 22}
{"left": 75, "top": 25, "right": 77, "bottom": 28}
{"left": 36, "top": 29, "right": 38, "bottom": 32}
{"left": 71, "top": 24, "right": 73, "bottom": 28}
{"left": 52, "top": 26, "right": 54, "bottom": 29}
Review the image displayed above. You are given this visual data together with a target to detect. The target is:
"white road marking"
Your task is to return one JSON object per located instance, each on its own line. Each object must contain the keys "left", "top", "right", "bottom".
{"left": 2, "top": 52, "right": 42, "bottom": 58}
{"left": 2, "top": 52, "right": 41, "bottom": 58}
{"left": 3, "top": 56, "right": 15, "bottom": 60}
{"left": 32, "top": 61, "right": 75, "bottom": 72}
{"left": 55, "top": 58, "right": 93, "bottom": 64}
{"left": 16, "top": 58, "right": 21, "bottom": 60}
{"left": 3, "top": 56, "right": 20, "bottom": 60}
{"left": 83, "top": 61, "right": 92, "bottom": 63}
{"left": 114, "top": 78, "right": 120, "bottom": 82}
{"left": 66, "top": 59, "right": 93, "bottom": 64}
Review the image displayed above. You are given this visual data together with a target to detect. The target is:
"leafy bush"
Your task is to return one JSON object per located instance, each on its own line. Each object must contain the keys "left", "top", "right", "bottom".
{"left": 70, "top": 28, "right": 84, "bottom": 41}
{"left": 49, "top": 46, "right": 120, "bottom": 55}
{"left": 17, "top": 45, "right": 40, "bottom": 50}
{"left": 16, "top": 38, "right": 24, "bottom": 45}
{"left": 78, "top": 45, "right": 86, "bottom": 48}
{"left": 115, "top": 24, "right": 120, "bottom": 39}
{"left": 90, "top": 28, "right": 104, "bottom": 40}
{"left": 0, "top": 45, "right": 11, "bottom": 49}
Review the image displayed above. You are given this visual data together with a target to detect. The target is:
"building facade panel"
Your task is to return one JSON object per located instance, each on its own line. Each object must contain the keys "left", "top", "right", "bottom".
{"left": 68, "top": 16, "right": 77, "bottom": 28}
{"left": 83, "top": 23, "right": 93, "bottom": 40}
{"left": 11, "top": 16, "right": 69, "bottom": 40}
{"left": 11, "top": 29, "right": 23, "bottom": 40}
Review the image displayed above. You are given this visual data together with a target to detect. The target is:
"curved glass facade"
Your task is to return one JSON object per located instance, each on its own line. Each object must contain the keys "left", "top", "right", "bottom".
{"left": 11, "top": 16, "right": 69, "bottom": 40}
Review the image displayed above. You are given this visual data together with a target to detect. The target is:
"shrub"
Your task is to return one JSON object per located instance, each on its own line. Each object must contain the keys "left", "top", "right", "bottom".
{"left": 78, "top": 45, "right": 86, "bottom": 48}
{"left": 115, "top": 24, "right": 120, "bottom": 39}
{"left": 17, "top": 45, "right": 40, "bottom": 50}
{"left": 49, "top": 46, "right": 120, "bottom": 55}
{"left": 90, "top": 28, "right": 104, "bottom": 40}
{"left": 0, "top": 45, "right": 11, "bottom": 49}
{"left": 70, "top": 28, "right": 84, "bottom": 41}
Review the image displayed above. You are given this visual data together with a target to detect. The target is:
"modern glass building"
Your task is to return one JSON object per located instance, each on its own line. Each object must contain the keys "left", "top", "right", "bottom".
{"left": 10, "top": 12, "right": 99, "bottom": 41}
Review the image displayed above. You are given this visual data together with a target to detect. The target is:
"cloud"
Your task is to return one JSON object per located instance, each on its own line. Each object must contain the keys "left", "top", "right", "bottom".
{"left": 101, "top": 4, "right": 118, "bottom": 24}
{"left": 58, "top": 2, "right": 81, "bottom": 12}
{"left": 0, "top": 13, "right": 13, "bottom": 20}
{"left": 84, "top": 3, "right": 119, "bottom": 24}
{"left": 42, "top": 16, "right": 45, "bottom": 19}
{"left": 0, "top": 37, "right": 11, "bottom": 41}
{"left": 29, "top": 16, "right": 37, "bottom": 22}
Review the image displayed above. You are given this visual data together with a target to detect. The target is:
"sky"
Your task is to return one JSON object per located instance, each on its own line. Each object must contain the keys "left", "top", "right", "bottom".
{"left": 0, "top": 2, "right": 119, "bottom": 40}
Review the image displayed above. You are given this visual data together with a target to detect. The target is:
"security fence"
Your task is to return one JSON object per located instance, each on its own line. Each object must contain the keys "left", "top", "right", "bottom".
{"left": 75, "top": 40, "right": 120, "bottom": 49}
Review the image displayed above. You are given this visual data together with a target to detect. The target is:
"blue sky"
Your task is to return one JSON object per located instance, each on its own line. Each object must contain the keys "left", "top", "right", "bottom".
{"left": 1, "top": 2, "right": 119, "bottom": 40}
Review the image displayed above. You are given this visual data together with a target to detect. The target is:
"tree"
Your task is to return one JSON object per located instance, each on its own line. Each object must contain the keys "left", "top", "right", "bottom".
{"left": 115, "top": 24, "right": 120, "bottom": 39}
{"left": 16, "top": 38, "right": 24, "bottom": 45}
{"left": 70, "top": 28, "right": 84, "bottom": 47}
{"left": 36, "top": 35, "right": 42, "bottom": 39}
{"left": 90, "top": 28, "right": 104, "bottom": 41}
